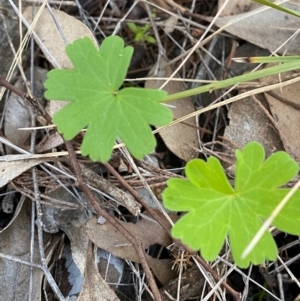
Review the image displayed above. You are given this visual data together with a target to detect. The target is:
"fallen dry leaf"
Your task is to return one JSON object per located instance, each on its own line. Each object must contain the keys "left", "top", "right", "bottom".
{"left": 0, "top": 158, "right": 49, "bottom": 188}
{"left": 0, "top": 196, "right": 24, "bottom": 233}
{"left": 57, "top": 242, "right": 84, "bottom": 298}
{"left": 96, "top": 249, "right": 125, "bottom": 291}
{"left": 223, "top": 94, "right": 283, "bottom": 161}
{"left": 35, "top": 132, "right": 64, "bottom": 153}
{"left": 218, "top": 0, "right": 254, "bottom": 16}
{"left": 4, "top": 67, "right": 48, "bottom": 154}
{"left": 42, "top": 188, "right": 90, "bottom": 273}
{"left": 85, "top": 215, "right": 176, "bottom": 285}
{"left": 66, "top": 226, "right": 90, "bottom": 275}
{"left": 262, "top": 70, "right": 300, "bottom": 161}
{"left": 4, "top": 93, "right": 30, "bottom": 154}
{"left": 77, "top": 242, "right": 120, "bottom": 301}
{"left": 215, "top": 2, "right": 300, "bottom": 55}
{"left": 43, "top": 187, "right": 126, "bottom": 294}
{"left": 0, "top": 200, "right": 42, "bottom": 300}
{"left": 22, "top": 7, "right": 97, "bottom": 69}
{"left": 145, "top": 58, "right": 199, "bottom": 161}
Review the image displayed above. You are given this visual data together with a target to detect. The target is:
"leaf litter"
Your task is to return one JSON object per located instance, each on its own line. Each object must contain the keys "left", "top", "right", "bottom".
{"left": 2, "top": 1, "right": 300, "bottom": 301}
{"left": 262, "top": 69, "right": 300, "bottom": 161}
{"left": 214, "top": 1, "right": 300, "bottom": 55}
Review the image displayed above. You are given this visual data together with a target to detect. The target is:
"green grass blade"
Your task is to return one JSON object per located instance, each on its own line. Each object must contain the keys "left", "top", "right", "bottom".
{"left": 248, "top": 56, "right": 300, "bottom": 63}
{"left": 252, "top": 0, "right": 300, "bottom": 18}
{"left": 163, "top": 60, "right": 300, "bottom": 102}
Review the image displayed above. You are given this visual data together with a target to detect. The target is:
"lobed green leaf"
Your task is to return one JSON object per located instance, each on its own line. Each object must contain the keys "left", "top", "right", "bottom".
{"left": 163, "top": 142, "right": 300, "bottom": 267}
{"left": 44, "top": 36, "right": 173, "bottom": 162}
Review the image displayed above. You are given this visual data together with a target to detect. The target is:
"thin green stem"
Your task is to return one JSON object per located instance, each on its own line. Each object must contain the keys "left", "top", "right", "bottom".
{"left": 161, "top": 60, "right": 300, "bottom": 102}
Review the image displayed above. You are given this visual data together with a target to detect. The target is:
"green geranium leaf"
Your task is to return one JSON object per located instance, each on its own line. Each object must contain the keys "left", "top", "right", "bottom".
{"left": 163, "top": 142, "right": 300, "bottom": 267}
{"left": 44, "top": 36, "right": 173, "bottom": 162}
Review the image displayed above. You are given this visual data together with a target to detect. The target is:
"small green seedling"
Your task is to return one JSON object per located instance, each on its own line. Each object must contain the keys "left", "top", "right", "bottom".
{"left": 127, "top": 22, "right": 156, "bottom": 44}
{"left": 163, "top": 142, "right": 300, "bottom": 267}
{"left": 44, "top": 36, "right": 172, "bottom": 162}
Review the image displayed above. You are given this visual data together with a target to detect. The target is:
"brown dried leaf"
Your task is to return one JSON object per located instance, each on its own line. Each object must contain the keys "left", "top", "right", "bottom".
{"left": 85, "top": 215, "right": 176, "bottom": 284}
{"left": 42, "top": 188, "right": 91, "bottom": 273}
{"left": 35, "top": 132, "right": 64, "bottom": 153}
{"left": 77, "top": 243, "right": 120, "bottom": 301}
{"left": 145, "top": 58, "right": 198, "bottom": 161}
{"left": 0, "top": 196, "right": 24, "bottom": 233}
{"left": 4, "top": 93, "right": 30, "bottom": 153}
{"left": 223, "top": 94, "right": 283, "bottom": 161}
{"left": 0, "top": 200, "right": 42, "bottom": 300}
{"left": 0, "top": 158, "right": 48, "bottom": 188}
{"left": 4, "top": 67, "right": 48, "bottom": 154}
{"left": 218, "top": 0, "right": 254, "bottom": 16}
{"left": 23, "top": 7, "right": 97, "bottom": 69}
{"left": 262, "top": 70, "right": 300, "bottom": 161}
{"left": 215, "top": 2, "right": 300, "bottom": 55}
